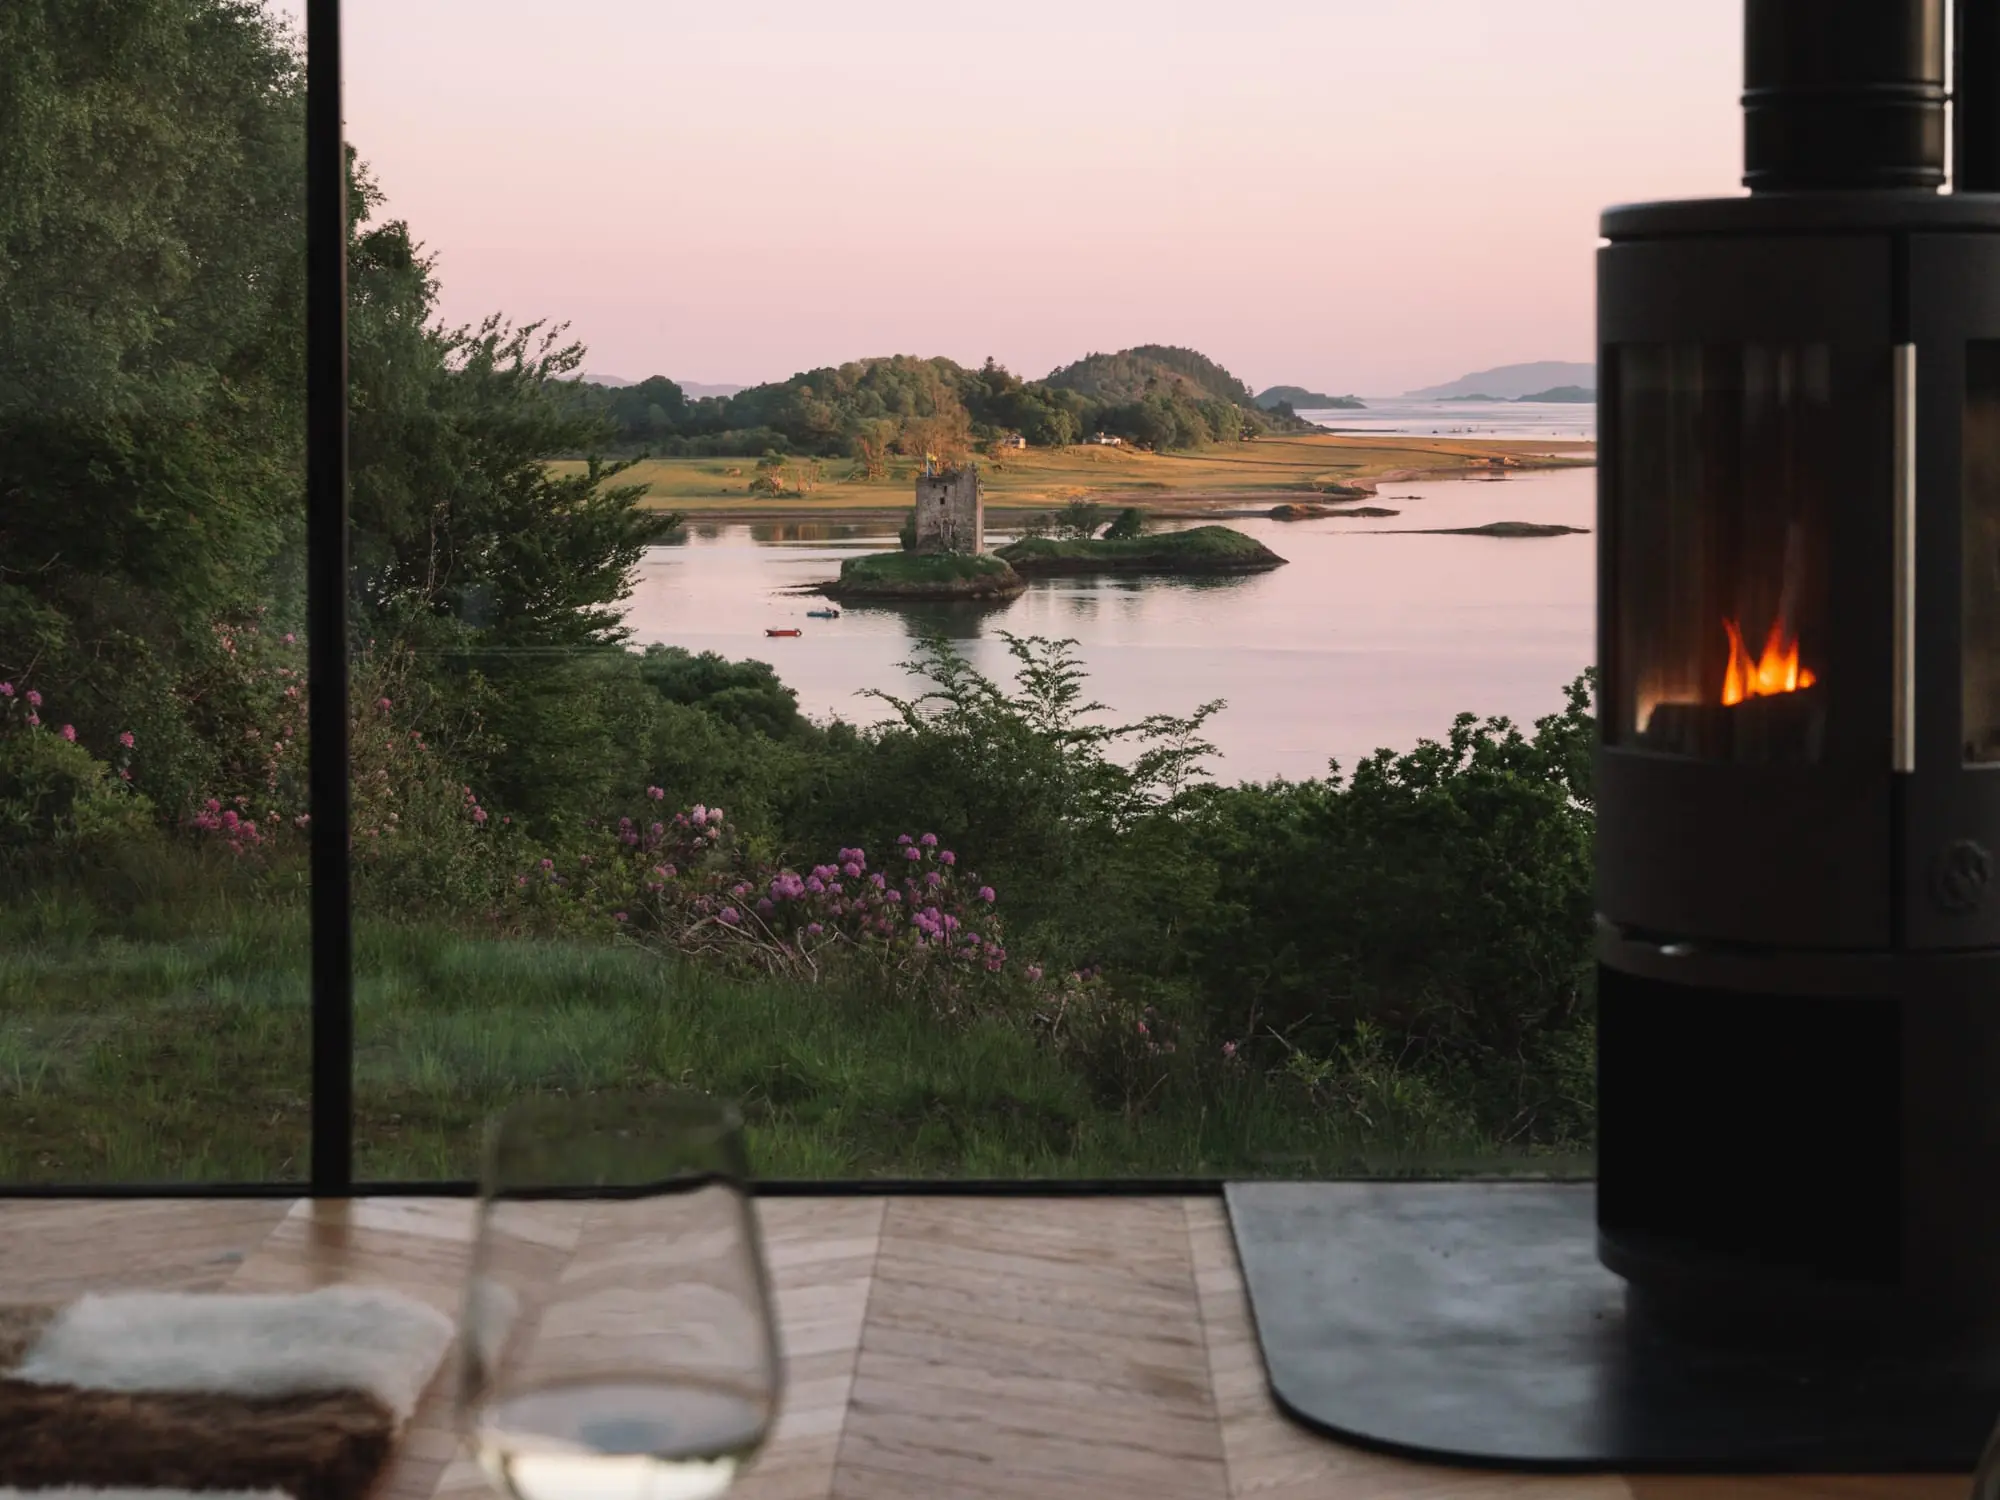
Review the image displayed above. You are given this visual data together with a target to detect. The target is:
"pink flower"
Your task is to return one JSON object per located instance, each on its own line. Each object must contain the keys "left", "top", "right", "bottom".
{"left": 615, "top": 912, "right": 629, "bottom": 922}
{"left": 939, "top": 850, "right": 956, "bottom": 866}
{"left": 24, "top": 713, "right": 38, "bottom": 727}
{"left": 647, "top": 786, "right": 665, "bottom": 801}
{"left": 119, "top": 767, "right": 133, "bottom": 781}
{"left": 807, "top": 922, "right": 824, "bottom": 937}
{"left": 0, "top": 683, "right": 11, "bottom": 697}
{"left": 904, "top": 846, "right": 922, "bottom": 861}
{"left": 472, "top": 806, "right": 489, "bottom": 825}
{"left": 1026, "top": 965, "right": 1044, "bottom": 982}
{"left": 516, "top": 875, "right": 528, "bottom": 887}
{"left": 842, "top": 861, "right": 862, "bottom": 879}
{"left": 377, "top": 697, "right": 392, "bottom": 711}
{"left": 119, "top": 731, "right": 135, "bottom": 748}
{"left": 1222, "top": 1042, "right": 1239, "bottom": 1060}
{"left": 25, "top": 690, "right": 41, "bottom": 707}
{"left": 978, "top": 886, "right": 996, "bottom": 903}
{"left": 283, "top": 633, "right": 296, "bottom": 645}
{"left": 540, "top": 858, "right": 554, "bottom": 871}
{"left": 1136, "top": 1021, "right": 1150, "bottom": 1036}
{"left": 719, "top": 907, "right": 741, "bottom": 925}
{"left": 920, "top": 832, "right": 938, "bottom": 847}
{"left": 707, "top": 807, "right": 724, "bottom": 824}
{"left": 59, "top": 724, "right": 75, "bottom": 742}
{"left": 691, "top": 804, "right": 708, "bottom": 822}
{"left": 897, "top": 834, "right": 913, "bottom": 845}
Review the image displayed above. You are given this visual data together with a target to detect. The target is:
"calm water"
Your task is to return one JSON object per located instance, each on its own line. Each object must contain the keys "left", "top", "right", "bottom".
{"left": 624, "top": 465, "right": 1597, "bottom": 785}
{"left": 1303, "top": 397, "right": 1596, "bottom": 442}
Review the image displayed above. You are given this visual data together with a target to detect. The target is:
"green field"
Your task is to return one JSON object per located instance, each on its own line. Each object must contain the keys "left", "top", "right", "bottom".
{"left": 0, "top": 904, "right": 1586, "bottom": 1184}
{"left": 549, "top": 435, "right": 1594, "bottom": 518}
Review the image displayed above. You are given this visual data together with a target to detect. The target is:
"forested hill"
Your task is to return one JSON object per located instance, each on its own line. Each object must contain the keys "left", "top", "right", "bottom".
{"left": 1040, "top": 345, "right": 1257, "bottom": 407}
{"left": 568, "top": 346, "right": 1312, "bottom": 461}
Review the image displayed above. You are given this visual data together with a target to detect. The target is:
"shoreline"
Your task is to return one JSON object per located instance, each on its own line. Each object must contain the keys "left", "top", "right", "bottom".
{"left": 650, "top": 444, "right": 1595, "bottom": 524}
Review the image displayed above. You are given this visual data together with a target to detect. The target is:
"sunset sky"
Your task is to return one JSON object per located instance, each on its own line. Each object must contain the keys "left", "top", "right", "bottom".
{"left": 328, "top": 1, "right": 1745, "bottom": 395}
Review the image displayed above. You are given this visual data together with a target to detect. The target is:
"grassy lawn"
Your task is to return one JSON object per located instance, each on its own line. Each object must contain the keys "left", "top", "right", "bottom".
{"left": 0, "top": 908, "right": 1587, "bottom": 1185}
{"left": 550, "top": 435, "right": 1595, "bottom": 518}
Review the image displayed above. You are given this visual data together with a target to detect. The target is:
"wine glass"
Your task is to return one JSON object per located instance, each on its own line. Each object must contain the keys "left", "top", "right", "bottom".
{"left": 457, "top": 1092, "right": 781, "bottom": 1500}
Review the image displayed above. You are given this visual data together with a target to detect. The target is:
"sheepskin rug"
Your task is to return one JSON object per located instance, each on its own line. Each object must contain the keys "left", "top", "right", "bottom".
{"left": 0, "top": 1287, "right": 455, "bottom": 1500}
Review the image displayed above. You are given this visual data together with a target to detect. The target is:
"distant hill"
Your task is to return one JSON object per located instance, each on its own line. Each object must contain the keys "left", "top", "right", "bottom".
{"left": 1409, "top": 361, "right": 1595, "bottom": 400}
{"left": 1515, "top": 385, "right": 1594, "bottom": 404}
{"left": 1043, "top": 345, "right": 1258, "bottom": 406}
{"left": 581, "top": 373, "right": 745, "bottom": 398}
{"left": 1254, "top": 385, "right": 1365, "bottom": 411}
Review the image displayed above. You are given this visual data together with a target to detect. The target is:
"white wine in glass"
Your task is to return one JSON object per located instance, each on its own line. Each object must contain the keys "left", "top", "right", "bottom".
{"left": 458, "top": 1093, "right": 782, "bottom": 1500}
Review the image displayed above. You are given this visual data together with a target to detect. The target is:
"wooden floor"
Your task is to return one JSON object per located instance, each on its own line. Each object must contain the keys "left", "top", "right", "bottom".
{"left": 0, "top": 1197, "right": 1966, "bottom": 1500}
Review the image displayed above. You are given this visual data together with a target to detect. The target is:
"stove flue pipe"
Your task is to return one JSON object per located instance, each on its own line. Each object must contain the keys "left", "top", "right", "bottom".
{"left": 1744, "top": 0, "right": 1947, "bottom": 191}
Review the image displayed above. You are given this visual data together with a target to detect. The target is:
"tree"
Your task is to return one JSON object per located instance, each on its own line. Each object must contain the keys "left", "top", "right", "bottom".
{"left": 1054, "top": 501, "right": 1106, "bottom": 540}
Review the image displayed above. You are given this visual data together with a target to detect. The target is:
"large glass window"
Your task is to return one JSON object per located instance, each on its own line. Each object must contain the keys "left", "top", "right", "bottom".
{"left": 0, "top": 5, "right": 309, "bottom": 1182}
{"left": 1609, "top": 343, "right": 1841, "bottom": 765}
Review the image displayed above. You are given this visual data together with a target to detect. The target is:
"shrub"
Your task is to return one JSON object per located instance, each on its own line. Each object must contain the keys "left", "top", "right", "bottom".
{"left": 1102, "top": 506, "right": 1147, "bottom": 540}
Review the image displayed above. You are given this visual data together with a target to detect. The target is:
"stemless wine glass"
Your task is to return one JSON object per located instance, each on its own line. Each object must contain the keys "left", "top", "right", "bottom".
{"left": 457, "top": 1092, "right": 781, "bottom": 1500}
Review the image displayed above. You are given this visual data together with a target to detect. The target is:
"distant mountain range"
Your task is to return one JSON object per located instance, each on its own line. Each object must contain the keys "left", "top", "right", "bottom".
{"left": 581, "top": 373, "right": 746, "bottom": 399}
{"left": 1407, "top": 361, "right": 1595, "bottom": 400}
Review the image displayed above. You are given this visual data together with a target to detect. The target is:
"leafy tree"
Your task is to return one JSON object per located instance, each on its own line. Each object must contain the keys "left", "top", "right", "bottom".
{"left": 1054, "top": 501, "right": 1106, "bottom": 540}
{"left": 1103, "top": 507, "right": 1147, "bottom": 540}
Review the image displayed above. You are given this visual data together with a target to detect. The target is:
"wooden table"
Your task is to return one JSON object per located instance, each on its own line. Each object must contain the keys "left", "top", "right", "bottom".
{"left": 0, "top": 1197, "right": 1962, "bottom": 1499}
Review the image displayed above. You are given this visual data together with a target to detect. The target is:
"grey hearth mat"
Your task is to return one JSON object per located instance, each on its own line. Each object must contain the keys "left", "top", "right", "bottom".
{"left": 1224, "top": 1181, "right": 2000, "bottom": 1472}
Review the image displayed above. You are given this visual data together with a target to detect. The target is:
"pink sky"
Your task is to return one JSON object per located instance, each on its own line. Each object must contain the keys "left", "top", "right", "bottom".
{"left": 329, "top": 0, "right": 1743, "bottom": 395}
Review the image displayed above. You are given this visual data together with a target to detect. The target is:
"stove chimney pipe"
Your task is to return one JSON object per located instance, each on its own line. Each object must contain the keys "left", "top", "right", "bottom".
{"left": 1744, "top": 0, "right": 1946, "bottom": 191}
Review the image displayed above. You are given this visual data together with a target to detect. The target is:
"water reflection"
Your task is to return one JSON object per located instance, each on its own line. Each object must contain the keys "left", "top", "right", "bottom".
{"left": 621, "top": 466, "right": 1598, "bottom": 782}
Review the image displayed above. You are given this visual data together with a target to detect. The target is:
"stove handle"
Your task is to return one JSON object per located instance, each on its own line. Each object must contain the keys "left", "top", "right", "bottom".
{"left": 1894, "top": 341, "right": 1917, "bottom": 775}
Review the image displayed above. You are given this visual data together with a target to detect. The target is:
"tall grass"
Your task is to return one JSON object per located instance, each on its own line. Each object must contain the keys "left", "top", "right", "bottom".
{"left": 0, "top": 901, "right": 1584, "bottom": 1185}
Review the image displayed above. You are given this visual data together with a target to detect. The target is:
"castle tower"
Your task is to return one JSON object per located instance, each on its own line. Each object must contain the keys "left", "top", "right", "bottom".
{"left": 912, "top": 465, "right": 983, "bottom": 555}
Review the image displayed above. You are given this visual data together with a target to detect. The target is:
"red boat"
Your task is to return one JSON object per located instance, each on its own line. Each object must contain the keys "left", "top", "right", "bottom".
{"left": 765, "top": 628, "right": 803, "bottom": 637}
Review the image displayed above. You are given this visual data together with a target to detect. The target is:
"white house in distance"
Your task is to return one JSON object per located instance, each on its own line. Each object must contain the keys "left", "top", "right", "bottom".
{"left": 1084, "top": 432, "right": 1125, "bottom": 447}
{"left": 999, "top": 433, "right": 1028, "bottom": 450}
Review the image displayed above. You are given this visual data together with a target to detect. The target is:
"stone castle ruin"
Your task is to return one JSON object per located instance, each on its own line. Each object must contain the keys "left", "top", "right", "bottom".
{"left": 912, "top": 463, "right": 983, "bottom": 555}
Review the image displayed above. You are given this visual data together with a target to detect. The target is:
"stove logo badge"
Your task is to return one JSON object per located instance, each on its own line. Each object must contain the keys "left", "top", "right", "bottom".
{"left": 1931, "top": 840, "right": 1994, "bottom": 915}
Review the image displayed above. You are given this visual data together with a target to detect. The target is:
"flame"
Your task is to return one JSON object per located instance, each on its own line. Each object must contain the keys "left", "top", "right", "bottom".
{"left": 1721, "top": 617, "right": 1816, "bottom": 706}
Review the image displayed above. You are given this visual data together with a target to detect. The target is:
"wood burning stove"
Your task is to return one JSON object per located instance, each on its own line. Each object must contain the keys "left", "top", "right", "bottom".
{"left": 1598, "top": 0, "right": 2000, "bottom": 1352}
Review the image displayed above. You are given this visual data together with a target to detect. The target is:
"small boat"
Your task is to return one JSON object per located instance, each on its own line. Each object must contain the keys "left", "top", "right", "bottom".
{"left": 806, "top": 608, "right": 841, "bottom": 619}
{"left": 765, "top": 628, "right": 803, "bottom": 637}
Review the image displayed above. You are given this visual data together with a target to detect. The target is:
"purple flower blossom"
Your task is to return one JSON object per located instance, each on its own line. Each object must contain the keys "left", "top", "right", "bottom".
{"left": 540, "top": 858, "right": 554, "bottom": 870}
{"left": 904, "top": 846, "right": 922, "bottom": 861}
{"left": 24, "top": 712, "right": 38, "bottom": 727}
{"left": 886, "top": 889, "right": 902, "bottom": 904}
{"left": 897, "top": 834, "right": 913, "bottom": 845}
{"left": 59, "top": 724, "right": 75, "bottom": 742}
{"left": 119, "top": 731, "right": 135, "bottom": 748}
{"left": 615, "top": 911, "right": 629, "bottom": 922}
{"left": 757, "top": 898, "right": 775, "bottom": 915}
{"left": 720, "top": 907, "right": 741, "bottom": 925}
{"left": 920, "top": 832, "right": 938, "bottom": 847}
{"left": 0, "top": 683, "right": 12, "bottom": 697}
{"left": 283, "top": 633, "right": 296, "bottom": 645}
{"left": 472, "top": 806, "right": 489, "bottom": 825}
{"left": 842, "top": 861, "right": 862, "bottom": 879}
{"left": 692, "top": 804, "right": 708, "bottom": 823}
{"left": 26, "top": 690, "right": 42, "bottom": 707}
{"left": 806, "top": 876, "right": 826, "bottom": 895}
{"left": 1222, "top": 1041, "right": 1239, "bottom": 1060}
{"left": 807, "top": 922, "right": 824, "bottom": 937}
{"left": 978, "top": 886, "right": 996, "bottom": 903}
{"left": 939, "top": 850, "right": 956, "bottom": 866}
{"left": 647, "top": 786, "right": 666, "bottom": 800}
{"left": 707, "top": 807, "right": 725, "bottom": 824}
{"left": 1026, "top": 965, "right": 1044, "bottom": 982}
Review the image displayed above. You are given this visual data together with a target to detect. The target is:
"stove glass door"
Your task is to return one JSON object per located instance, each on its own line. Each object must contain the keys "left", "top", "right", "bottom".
{"left": 1610, "top": 342, "right": 1843, "bottom": 765}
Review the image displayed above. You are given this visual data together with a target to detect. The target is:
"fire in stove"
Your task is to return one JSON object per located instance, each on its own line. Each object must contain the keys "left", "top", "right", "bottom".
{"left": 1721, "top": 616, "right": 1815, "bottom": 704}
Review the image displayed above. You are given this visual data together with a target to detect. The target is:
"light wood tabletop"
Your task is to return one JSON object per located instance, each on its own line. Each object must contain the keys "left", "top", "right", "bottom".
{"left": 0, "top": 1196, "right": 1967, "bottom": 1499}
